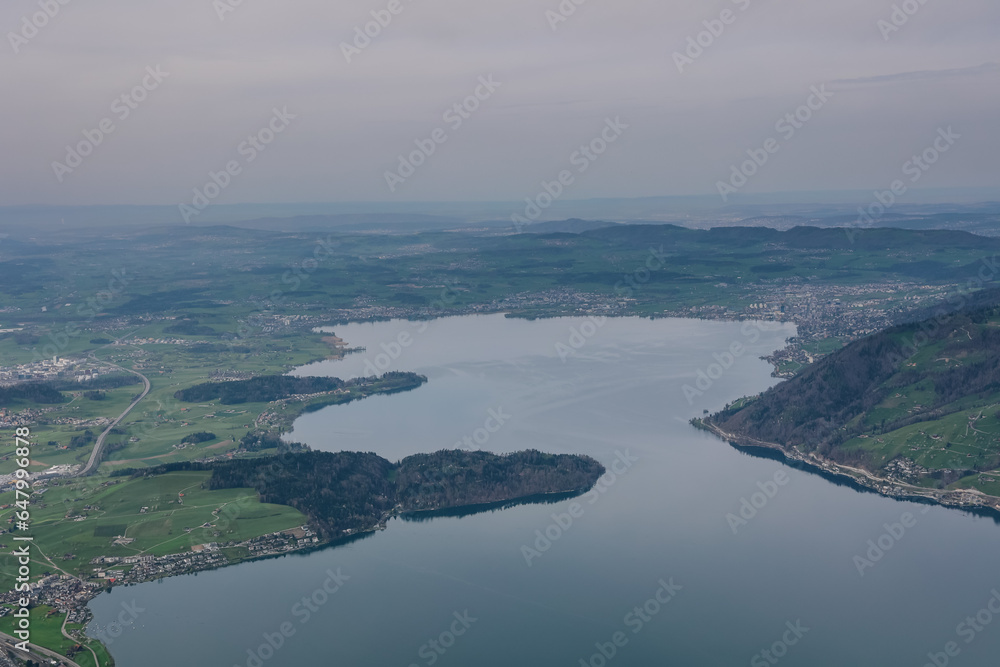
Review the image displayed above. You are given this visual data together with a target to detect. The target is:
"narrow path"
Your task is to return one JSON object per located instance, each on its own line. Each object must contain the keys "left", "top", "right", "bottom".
{"left": 32, "top": 543, "right": 77, "bottom": 580}
{"left": 60, "top": 614, "right": 100, "bottom": 667}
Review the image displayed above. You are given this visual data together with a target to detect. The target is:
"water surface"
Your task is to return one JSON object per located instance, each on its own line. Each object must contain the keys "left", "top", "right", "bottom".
{"left": 90, "top": 315, "right": 1000, "bottom": 667}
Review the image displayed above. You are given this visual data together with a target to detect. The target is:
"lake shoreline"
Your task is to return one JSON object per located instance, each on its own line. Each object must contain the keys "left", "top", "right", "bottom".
{"left": 694, "top": 418, "right": 1000, "bottom": 519}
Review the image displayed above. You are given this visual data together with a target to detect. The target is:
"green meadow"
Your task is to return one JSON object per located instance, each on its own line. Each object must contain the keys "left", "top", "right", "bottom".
{"left": 0, "top": 470, "right": 306, "bottom": 591}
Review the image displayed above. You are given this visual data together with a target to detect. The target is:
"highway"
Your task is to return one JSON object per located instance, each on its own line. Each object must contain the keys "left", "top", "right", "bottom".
{"left": 76, "top": 358, "right": 150, "bottom": 477}
{"left": 0, "top": 630, "right": 84, "bottom": 667}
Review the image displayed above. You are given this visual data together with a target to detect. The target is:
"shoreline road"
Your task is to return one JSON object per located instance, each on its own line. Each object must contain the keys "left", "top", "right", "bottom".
{"left": 76, "top": 358, "right": 151, "bottom": 477}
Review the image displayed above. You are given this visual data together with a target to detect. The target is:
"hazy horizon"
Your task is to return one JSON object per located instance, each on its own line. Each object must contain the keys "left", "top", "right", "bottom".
{"left": 3, "top": 0, "right": 998, "bottom": 210}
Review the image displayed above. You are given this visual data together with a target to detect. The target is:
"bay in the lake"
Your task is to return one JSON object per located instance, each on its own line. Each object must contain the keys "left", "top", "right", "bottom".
{"left": 89, "top": 315, "right": 1000, "bottom": 666}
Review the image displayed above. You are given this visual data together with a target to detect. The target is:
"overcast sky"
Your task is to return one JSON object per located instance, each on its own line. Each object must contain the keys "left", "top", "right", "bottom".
{"left": 1, "top": 0, "right": 998, "bottom": 207}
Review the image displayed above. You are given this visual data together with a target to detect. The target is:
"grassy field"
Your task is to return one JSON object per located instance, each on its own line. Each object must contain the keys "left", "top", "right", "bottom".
{"left": 841, "top": 405, "right": 1000, "bottom": 472}
{"left": 0, "top": 326, "right": 339, "bottom": 477}
{"left": 0, "top": 470, "right": 307, "bottom": 591}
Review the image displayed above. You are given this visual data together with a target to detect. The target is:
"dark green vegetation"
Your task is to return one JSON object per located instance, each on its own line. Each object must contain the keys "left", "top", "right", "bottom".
{"left": 175, "top": 375, "right": 344, "bottom": 403}
{"left": 1, "top": 223, "right": 997, "bottom": 330}
{"left": 394, "top": 450, "right": 604, "bottom": 510}
{"left": 54, "top": 373, "right": 142, "bottom": 391}
{"left": 709, "top": 289, "right": 1000, "bottom": 494}
{"left": 174, "top": 371, "right": 423, "bottom": 405}
{"left": 0, "top": 372, "right": 142, "bottom": 407}
{"left": 181, "top": 431, "right": 216, "bottom": 444}
{"left": 127, "top": 450, "right": 605, "bottom": 539}
{"left": 0, "top": 381, "right": 66, "bottom": 406}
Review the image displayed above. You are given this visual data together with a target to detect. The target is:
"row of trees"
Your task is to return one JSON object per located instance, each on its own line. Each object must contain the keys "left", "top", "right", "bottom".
{"left": 174, "top": 375, "right": 345, "bottom": 404}
{"left": 175, "top": 371, "right": 427, "bottom": 405}
{"left": 0, "top": 382, "right": 66, "bottom": 406}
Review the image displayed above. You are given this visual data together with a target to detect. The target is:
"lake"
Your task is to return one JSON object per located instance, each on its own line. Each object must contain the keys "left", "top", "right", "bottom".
{"left": 89, "top": 315, "right": 1000, "bottom": 666}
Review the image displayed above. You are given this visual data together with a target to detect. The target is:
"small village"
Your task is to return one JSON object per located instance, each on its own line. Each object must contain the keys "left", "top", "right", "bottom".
{"left": 0, "top": 525, "right": 321, "bottom": 628}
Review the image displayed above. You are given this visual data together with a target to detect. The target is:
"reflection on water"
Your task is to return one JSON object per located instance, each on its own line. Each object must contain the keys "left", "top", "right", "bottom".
{"left": 399, "top": 491, "right": 585, "bottom": 523}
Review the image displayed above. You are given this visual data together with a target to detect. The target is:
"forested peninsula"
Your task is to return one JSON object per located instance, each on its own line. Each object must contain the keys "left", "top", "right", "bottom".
{"left": 123, "top": 449, "right": 607, "bottom": 539}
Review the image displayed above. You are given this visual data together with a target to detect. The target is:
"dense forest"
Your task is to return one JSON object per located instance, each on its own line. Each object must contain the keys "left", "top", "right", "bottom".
{"left": 395, "top": 450, "right": 605, "bottom": 510}
{"left": 0, "top": 381, "right": 66, "bottom": 406}
{"left": 210, "top": 451, "right": 397, "bottom": 537}
{"left": 175, "top": 375, "right": 344, "bottom": 404}
{"left": 163, "top": 318, "right": 220, "bottom": 336}
{"left": 53, "top": 373, "right": 141, "bottom": 391}
{"left": 174, "top": 371, "right": 425, "bottom": 405}
{"left": 128, "top": 449, "right": 604, "bottom": 539}
{"left": 181, "top": 432, "right": 216, "bottom": 444}
{"left": 710, "top": 289, "right": 1000, "bottom": 471}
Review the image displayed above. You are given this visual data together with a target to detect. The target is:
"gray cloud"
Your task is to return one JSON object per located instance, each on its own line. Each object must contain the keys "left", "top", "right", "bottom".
{"left": 833, "top": 62, "right": 1000, "bottom": 86}
{"left": 1, "top": 0, "right": 998, "bottom": 207}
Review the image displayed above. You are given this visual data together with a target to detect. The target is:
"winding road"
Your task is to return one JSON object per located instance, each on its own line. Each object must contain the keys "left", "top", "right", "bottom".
{"left": 61, "top": 613, "right": 100, "bottom": 667}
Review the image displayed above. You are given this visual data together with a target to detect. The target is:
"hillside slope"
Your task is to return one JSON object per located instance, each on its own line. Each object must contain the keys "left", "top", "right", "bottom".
{"left": 707, "top": 289, "right": 1000, "bottom": 504}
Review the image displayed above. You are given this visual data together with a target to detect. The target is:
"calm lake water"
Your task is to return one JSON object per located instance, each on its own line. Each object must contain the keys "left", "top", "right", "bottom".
{"left": 89, "top": 315, "right": 1000, "bottom": 666}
